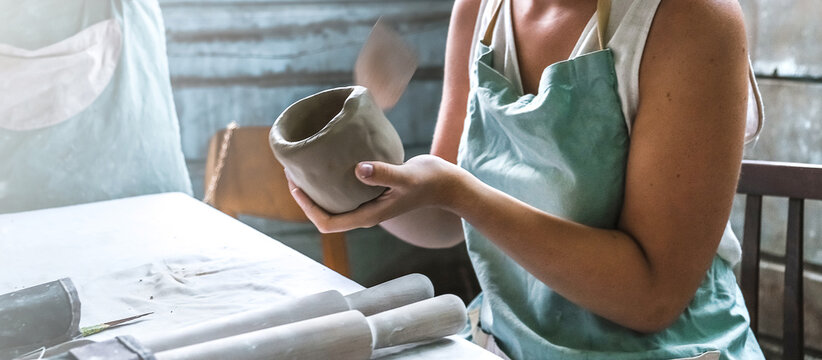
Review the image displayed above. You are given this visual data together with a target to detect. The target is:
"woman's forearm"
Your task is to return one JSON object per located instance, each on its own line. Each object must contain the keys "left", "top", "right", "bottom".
{"left": 380, "top": 207, "right": 464, "bottom": 249}
{"left": 376, "top": 0, "right": 477, "bottom": 250}
{"left": 444, "top": 169, "right": 676, "bottom": 333}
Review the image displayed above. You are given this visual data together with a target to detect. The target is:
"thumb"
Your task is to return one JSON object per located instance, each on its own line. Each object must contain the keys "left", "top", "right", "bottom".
{"left": 355, "top": 161, "right": 404, "bottom": 187}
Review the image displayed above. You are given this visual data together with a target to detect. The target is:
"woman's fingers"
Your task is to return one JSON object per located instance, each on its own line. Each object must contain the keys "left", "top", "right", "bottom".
{"left": 286, "top": 173, "right": 336, "bottom": 231}
{"left": 286, "top": 159, "right": 433, "bottom": 232}
{"left": 283, "top": 155, "right": 459, "bottom": 234}
{"left": 289, "top": 186, "right": 333, "bottom": 226}
{"left": 286, "top": 173, "right": 397, "bottom": 233}
{"left": 329, "top": 193, "right": 401, "bottom": 230}
{"left": 355, "top": 161, "right": 407, "bottom": 187}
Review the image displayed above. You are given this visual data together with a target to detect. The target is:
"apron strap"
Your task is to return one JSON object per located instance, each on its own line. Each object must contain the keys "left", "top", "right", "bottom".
{"left": 596, "top": 0, "right": 611, "bottom": 50}
{"left": 481, "top": 0, "right": 612, "bottom": 50}
{"left": 481, "top": 0, "right": 505, "bottom": 46}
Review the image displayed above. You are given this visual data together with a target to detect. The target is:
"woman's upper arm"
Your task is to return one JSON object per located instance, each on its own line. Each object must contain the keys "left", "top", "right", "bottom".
{"left": 619, "top": 0, "right": 750, "bottom": 319}
{"left": 430, "top": 0, "right": 480, "bottom": 163}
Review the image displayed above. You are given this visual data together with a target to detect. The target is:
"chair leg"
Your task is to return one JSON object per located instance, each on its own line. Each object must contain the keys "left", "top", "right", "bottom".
{"left": 321, "top": 232, "right": 350, "bottom": 278}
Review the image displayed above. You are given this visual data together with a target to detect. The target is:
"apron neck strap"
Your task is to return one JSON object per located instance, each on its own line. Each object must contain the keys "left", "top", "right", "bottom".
{"left": 481, "top": 0, "right": 612, "bottom": 50}
{"left": 596, "top": 0, "right": 611, "bottom": 50}
{"left": 480, "top": 0, "right": 504, "bottom": 46}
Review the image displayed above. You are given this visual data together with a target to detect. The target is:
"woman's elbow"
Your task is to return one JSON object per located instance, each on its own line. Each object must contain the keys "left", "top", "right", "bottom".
{"left": 621, "top": 295, "right": 689, "bottom": 334}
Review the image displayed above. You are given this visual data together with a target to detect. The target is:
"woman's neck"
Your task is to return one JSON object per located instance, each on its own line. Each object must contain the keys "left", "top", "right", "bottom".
{"left": 510, "top": 0, "right": 598, "bottom": 94}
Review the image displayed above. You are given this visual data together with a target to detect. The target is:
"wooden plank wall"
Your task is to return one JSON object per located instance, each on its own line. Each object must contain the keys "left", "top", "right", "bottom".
{"left": 157, "top": 0, "right": 481, "bottom": 298}
{"left": 737, "top": 0, "right": 822, "bottom": 357}
{"left": 159, "top": 0, "right": 453, "bottom": 196}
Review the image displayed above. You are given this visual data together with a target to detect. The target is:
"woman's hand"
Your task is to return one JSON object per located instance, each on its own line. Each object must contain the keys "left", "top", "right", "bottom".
{"left": 286, "top": 154, "right": 464, "bottom": 233}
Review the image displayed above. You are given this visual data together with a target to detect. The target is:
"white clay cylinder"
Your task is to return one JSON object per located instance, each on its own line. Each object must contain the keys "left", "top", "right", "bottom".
{"left": 153, "top": 294, "right": 466, "bottom": 360}
{"left": 367, "top": 294, "right": 467, "bottom": 349}
{"left": 141, "top": 274, "right": 433, "bottom": 352}
{"left": 344, "top": 273, "right": 434, "bottom": 316}
{"left": 154, "top": 310, "right": 373, "bottom": 360}
{"left": 140, "top": 290, "right": 349, "bottom": 352}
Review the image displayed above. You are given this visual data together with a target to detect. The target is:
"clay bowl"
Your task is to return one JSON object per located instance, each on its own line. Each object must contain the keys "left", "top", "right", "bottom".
{"left": 269, "top": 86, "right": 404, "bottom": 214}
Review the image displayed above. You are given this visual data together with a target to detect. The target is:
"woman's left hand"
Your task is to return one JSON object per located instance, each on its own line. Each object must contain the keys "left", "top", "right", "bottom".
{"left": 286, "top": 154, "right": 464, "bottom": 233}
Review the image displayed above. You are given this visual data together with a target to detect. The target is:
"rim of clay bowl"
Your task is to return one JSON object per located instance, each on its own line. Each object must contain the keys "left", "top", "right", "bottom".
{"left": 271, "top": 85, "right": 368, "bottom": 150}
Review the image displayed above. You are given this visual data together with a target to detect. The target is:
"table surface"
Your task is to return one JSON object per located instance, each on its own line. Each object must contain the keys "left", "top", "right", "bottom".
{"left": 0, "top": 192, "right": 497, "bottom": 359}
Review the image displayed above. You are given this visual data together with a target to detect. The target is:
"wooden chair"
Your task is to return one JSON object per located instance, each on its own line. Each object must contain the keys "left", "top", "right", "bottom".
{"left": 203, "top": 125, "right": 350, "bottom": 277}
{"left": 737, "top": 160, "right": 822, "bottom": 359}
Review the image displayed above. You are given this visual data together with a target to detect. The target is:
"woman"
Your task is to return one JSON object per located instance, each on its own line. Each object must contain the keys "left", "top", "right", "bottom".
{"left": 289, "top": 0, "right": 765, "bottom": 358}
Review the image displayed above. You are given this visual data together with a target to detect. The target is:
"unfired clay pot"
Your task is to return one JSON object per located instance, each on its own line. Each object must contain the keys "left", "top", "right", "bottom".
{"left": 269, "top": 86, "right": 404, "bottom": 214}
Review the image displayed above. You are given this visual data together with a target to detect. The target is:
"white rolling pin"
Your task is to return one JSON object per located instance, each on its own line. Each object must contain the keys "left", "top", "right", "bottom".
{"left": 366, "top": 293, "right": 467, "bottom": 349}
{"left": 141, "top": 273, "right": 433, "bottom": 352}
{"left": 154, "top": 294, "right": 467, "bottom": 360}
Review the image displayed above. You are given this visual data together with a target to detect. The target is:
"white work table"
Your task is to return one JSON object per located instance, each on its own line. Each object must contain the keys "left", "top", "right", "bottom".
{"left": 0, "top": 192, "right": 497, "bottom": 359}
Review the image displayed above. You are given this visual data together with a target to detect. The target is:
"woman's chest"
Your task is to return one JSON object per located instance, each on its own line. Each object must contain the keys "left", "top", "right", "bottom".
{"left": 509, "top": 1, "right": 596, "bottom": 94}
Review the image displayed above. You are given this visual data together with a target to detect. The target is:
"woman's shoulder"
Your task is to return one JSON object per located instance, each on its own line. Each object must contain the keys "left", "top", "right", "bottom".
{"left": 638, "top": 0, "right": 750, "bottom": 104}
{"left": 449, "top": 0, "right": 483, "bottom": 48}
{"left": 638, "top": 0, "right": 749, "bottom": 100}
{"left": 650, "top": 0, "right": 747, "bottom": 52}
{"left": 636, "top": 0, "right": 751, "bottom": 130}
{"left": 452, "top": 0, "right": 482, "bottom": 21}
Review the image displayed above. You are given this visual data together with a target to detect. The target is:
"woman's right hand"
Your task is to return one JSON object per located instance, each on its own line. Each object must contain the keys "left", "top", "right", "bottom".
{"left": 286, "top": 154, "right": 466, "bottom": 234}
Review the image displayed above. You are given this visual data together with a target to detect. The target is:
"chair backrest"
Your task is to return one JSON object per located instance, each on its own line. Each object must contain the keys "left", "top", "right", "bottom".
{"left": 737, "top": 160, "right": 822, "bottom": 360}
{"left": 204, "top": 126, "right": 307, "bottom": 221}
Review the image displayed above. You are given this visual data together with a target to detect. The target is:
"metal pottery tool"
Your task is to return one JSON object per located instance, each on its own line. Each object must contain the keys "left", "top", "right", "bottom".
{"left": 80, "top": 312, "right": 154, "bottom": 337}
{"left": 354, "top": 18, "right": 418, "bottom": 110}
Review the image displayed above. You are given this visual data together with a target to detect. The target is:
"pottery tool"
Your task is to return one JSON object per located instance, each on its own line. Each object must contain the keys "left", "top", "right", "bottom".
{"left": 22, "top": 314, "right": 153, "bottom": 360}
{"left": 152, "top": 295, "right": 467, "bottom": 360}
{"left": 354, "top": 18, "right": 418, "bottom": 110}
{"left": 79, "top": 312, "right": 153, "bottom": 337}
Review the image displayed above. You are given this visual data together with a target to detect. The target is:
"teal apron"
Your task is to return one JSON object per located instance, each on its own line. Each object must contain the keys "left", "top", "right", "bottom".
{"left": 456, "top": 2, "right": 764, "bottom": 359}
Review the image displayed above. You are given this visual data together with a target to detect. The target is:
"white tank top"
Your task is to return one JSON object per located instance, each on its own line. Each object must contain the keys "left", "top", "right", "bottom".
{"left": 468, "top": 0, "right": 763, "bottom": 265}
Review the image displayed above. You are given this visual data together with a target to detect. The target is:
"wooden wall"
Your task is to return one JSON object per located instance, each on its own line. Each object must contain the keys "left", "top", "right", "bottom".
{"left": 159, "top": 0, "right": 452, "bottom": 197}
